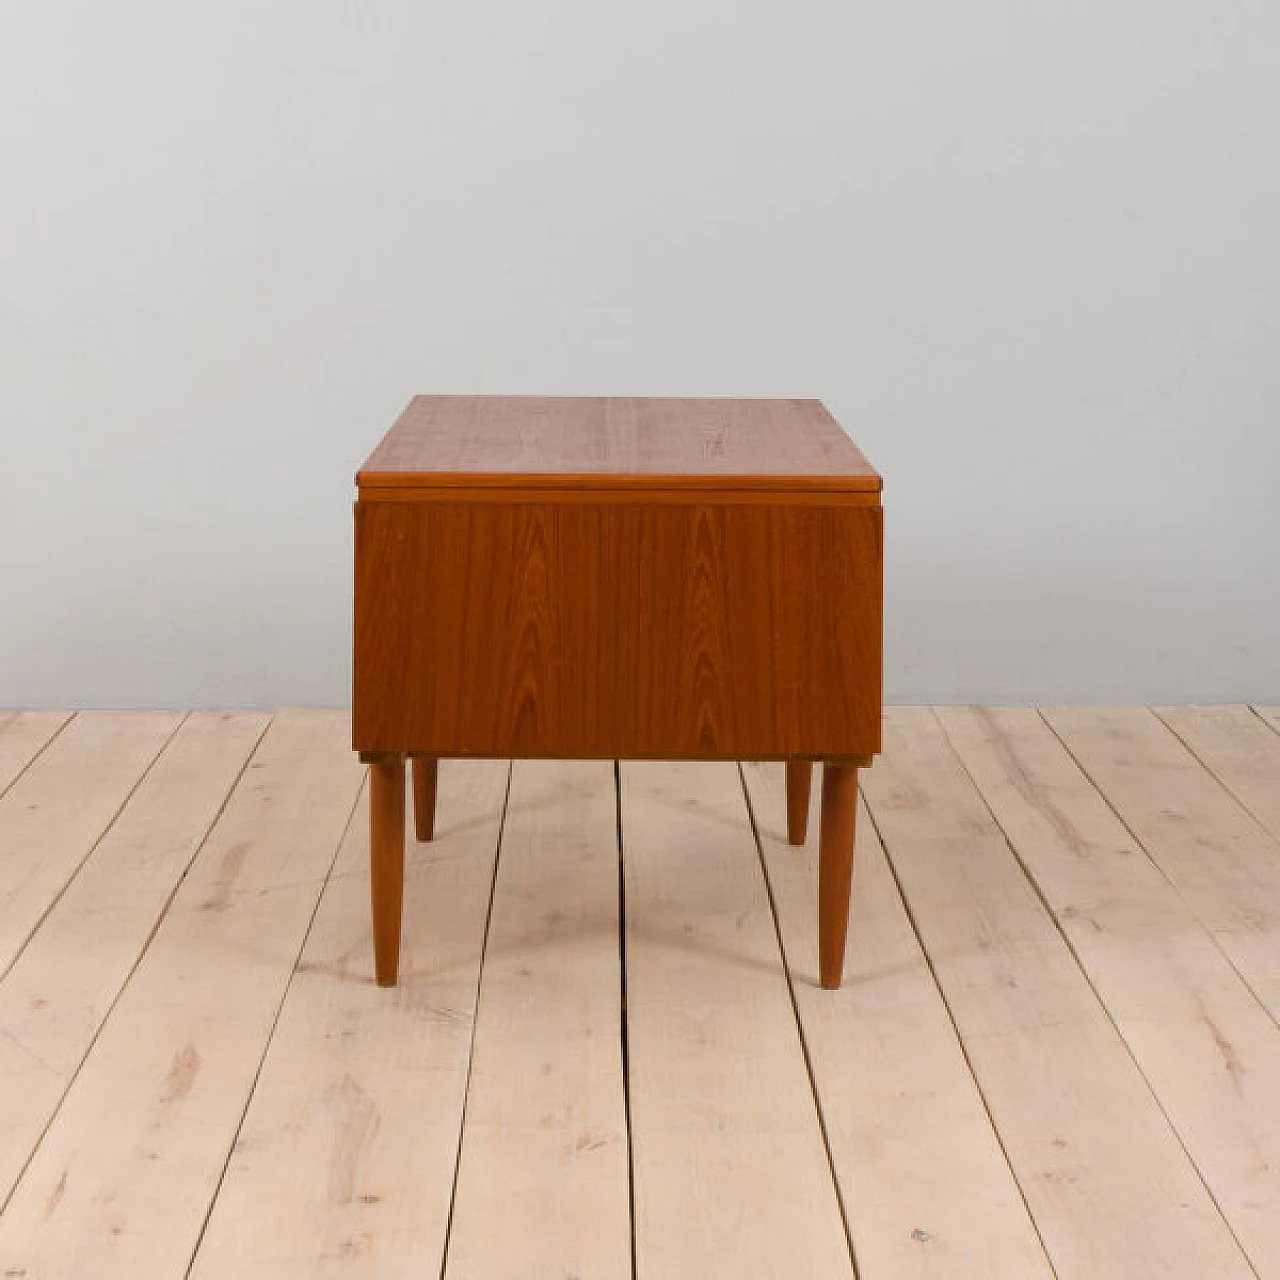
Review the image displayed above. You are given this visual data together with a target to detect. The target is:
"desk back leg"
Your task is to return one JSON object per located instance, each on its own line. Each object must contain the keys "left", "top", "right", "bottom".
{"left": 412, "top": 756, "right": 438, "bottom": 842}
{"left": 786, "top": 760, "right": 813, "bottom": 845}
{"left": 370, "top": 755, "right": 406, "bottom": 986}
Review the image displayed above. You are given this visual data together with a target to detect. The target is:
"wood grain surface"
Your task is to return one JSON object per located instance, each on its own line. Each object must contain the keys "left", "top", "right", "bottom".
{"left": 1156, "top": 705, "right": 1280, "bottom": 843}
{"left": 0, "top": 712, "right": 363, "bottom": 1279}
{"left": 742, "top": 764, "right": 1055, "bottom": 1280}
{"left": 3, "top": 707, "right": 1279, "bottom": 1276}
{"left": 189, "top": 760, "right": 510, "bottom": 1280}
{"left": 0, "top": 713, "right": 267, "bottom": 1204}
{"left": 443, "top": 762, "right": 630, "bottom": 1279}
{"left": 0, "top": 711, "right": 71, "bottom": 797}
{"left": 621, "top": 761, "right": 855, "bottom": 1278}
{"left": 940, "top": 706, "right": 1280, "bottom": 1275}
{"left": 1045, "top": 707, "right": 1280, "bottom": 1023}
{"left": 0, "top": 712, "right": 181, "bottom": 978}
{"left": 353, "top": 498, "right": 883, "bottom": 759}
{"left": 358, "top": 397, "right": 881, "bottom": 492}
{"left": 862, "top": 709, "right": 1254, "bottom": 1279}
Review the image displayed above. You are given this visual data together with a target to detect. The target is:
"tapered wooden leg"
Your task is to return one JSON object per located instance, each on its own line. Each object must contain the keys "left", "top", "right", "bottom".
{"left": 412, "top": 756, "right": 438, "bottom": 842}
{"left": 818, "top": 763, "right": 859, "bottom": 990}
{"left": 370, "top": 755, "right": 405, "bottom": 987}
{"left": 786, "top": 760, "right": 813, "bottom": 845}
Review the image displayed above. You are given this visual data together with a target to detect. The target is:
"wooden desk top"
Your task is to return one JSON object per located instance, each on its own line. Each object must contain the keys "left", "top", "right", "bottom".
{"left": 357, "top": 396, "right": 881, "bottom": 494}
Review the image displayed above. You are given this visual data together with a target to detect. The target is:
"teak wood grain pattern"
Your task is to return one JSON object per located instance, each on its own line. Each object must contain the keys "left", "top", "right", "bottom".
{"left": 358, "top": 396, "right": 881, "bottom": 491}
{"left": 352, "top": 396, "right": 883, "bottom": 990}
{"left": 353, "top": 497, "right": 882, "bottom": 759}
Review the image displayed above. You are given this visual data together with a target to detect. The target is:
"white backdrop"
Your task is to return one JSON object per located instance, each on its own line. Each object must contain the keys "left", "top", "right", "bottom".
{"left": 3, "top": 2, "right": 1278, "bottom": 708}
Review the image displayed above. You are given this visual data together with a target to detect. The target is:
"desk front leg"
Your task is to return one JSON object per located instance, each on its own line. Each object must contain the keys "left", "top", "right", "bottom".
{"left": 818, "top": 762, "right": 860, "bottom": 989}
{"left": 369, "top": 755, "right": 406, "bottom": 987}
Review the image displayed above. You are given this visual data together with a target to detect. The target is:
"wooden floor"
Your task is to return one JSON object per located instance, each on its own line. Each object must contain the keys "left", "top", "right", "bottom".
{"left": 1, "top": 709, "right": 1279, "bottom": 1278}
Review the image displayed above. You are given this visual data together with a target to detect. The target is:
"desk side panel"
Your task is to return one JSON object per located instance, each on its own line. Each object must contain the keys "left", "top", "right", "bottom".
{"left": 353, "top": 498, "right": 882, "bottom": 759}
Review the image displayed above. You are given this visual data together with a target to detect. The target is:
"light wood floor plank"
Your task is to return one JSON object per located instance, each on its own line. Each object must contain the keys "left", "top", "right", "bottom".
{"left": 0, "top": 711, "right": 269, "bottom": 1205}
{"left": 1255, "top": 708, "right": 1280, "bottom": 736}
{"left": 862, "top": 708, "right": 1253, "bottom": 1279}
{"left": 444, "top": 761, "right": 631, "bottom": 1279}
{"left": 941, "top": 706, "right": 1280, "bottom": 1275}
{"left": 0, "top": 711, "right": 363, "bottom": 1279}
{"left": 4, "top": 709, "right": 1275, "bottom": 1274}
{"left": 0, "top": 711, "right": 72, "bottom": 797}
{"left": 190, "top": 758, "right": 509, "bottom": 1279}
{"left": 621, "top": 761, "right": 853, "bottom": 1280}
{"left": 0, "top": 711, "right": 182, "bottom": 978}
{"left": 1156, "top": 705, "right": 1280, "bottom": 844}
{"left": 1045, "top": 708, "right": 1280, "bottom": 1023}
{"left": 742, "top": 762, "right": 1054, "bottom": 1279}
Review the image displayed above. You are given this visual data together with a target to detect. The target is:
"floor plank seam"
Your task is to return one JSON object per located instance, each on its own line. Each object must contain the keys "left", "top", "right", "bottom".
{"left": 860, "top": 791, "right": 1062, "bottom": 1280}
{"left": 182, "top": 765, "right": 367, "bottom": 1279}
{"left": 1154, "top": 708, "right": 1280, "bottom": 845}
{"left": 0, "top": 712, "right": 190, "bottom": 989}
{"left": 0, "top": 714, "right": 272, "bottom": 1222}
{"left": 435, "top": 759, "right": 514, "bottom": 1280}
{"left": 1248, "top": 706, "right": 1280, "bottom": 741}
{"left": 614, "top": 760, "right": 639, "bottom": 1280}
{"left": 8, "top": 717, "right": 1277, "bottom": 1273}
{"left": 933, "top": 709, "right": 1262, "bottom": 1279}
{"left": 736, "top": 762, "right": 863, "bottom": 1280}
{"left": 0, "top": 712, "right": 76, "bottom": 805}
{"left": 1036, "top": 710, "right": 1280, "bottom": 1033}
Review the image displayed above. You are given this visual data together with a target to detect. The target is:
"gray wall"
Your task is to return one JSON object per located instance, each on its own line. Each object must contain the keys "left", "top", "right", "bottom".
{"left": 3, "top": 2, "right": 1278, "bottom": 708}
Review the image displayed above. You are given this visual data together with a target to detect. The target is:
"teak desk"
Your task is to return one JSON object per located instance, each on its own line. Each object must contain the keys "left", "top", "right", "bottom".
{"left": 353, "top": 396, "right": 883, "bottom": 989}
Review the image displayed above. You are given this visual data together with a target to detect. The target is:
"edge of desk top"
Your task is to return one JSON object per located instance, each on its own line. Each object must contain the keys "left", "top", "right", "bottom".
{"left": 357, "top": 396, "right": 882, "bottom": 495}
